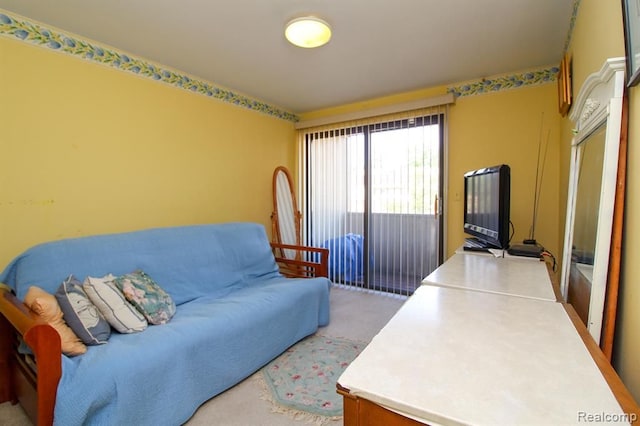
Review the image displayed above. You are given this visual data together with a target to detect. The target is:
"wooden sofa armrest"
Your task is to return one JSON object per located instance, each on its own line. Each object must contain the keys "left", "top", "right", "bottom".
{"left": 270, "top": 243, "right": 329, "bottom": 279}
{"left": 0, "top": 286, "right": 61, "bottom": 426}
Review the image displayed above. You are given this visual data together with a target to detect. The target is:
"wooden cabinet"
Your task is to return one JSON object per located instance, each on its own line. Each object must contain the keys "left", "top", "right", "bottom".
{"left": 337, "top": 252, "right": 639, "bottom": 425}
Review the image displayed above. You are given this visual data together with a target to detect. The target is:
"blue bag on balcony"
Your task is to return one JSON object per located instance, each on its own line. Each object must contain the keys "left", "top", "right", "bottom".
{"left": 322, "top": 233, "right": 372, "bottom": 283}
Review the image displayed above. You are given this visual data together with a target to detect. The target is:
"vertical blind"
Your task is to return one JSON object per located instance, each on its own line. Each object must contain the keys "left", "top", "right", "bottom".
{"left": 297, "top": 104, "right": 449, "bottom": 296}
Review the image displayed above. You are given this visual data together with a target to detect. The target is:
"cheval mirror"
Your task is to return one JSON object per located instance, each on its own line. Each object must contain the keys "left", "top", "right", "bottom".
{"left": 271, "top": 166, "right": 302, "bottom": 259}
{"left": 560, "top": 57, "right": 625, "bottom": 355}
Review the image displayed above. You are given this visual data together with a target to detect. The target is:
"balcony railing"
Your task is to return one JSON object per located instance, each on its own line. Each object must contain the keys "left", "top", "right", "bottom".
{"left": 312, "top": 212, "right": 439, "bottom": 295}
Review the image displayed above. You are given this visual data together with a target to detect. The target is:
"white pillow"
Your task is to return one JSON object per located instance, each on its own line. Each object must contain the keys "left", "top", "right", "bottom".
{"left": 83, "top": 274, "right": 147, "bottom": 333}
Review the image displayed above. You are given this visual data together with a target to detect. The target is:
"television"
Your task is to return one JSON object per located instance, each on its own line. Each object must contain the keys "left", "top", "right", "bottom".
{"left": 463, "top": 164, "right": 511, "bottom": 249}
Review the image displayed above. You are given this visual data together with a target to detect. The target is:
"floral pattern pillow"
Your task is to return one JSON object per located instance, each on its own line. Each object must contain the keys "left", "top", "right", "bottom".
{"left": 114, "top": 270, "right": 176, "bottom": 325}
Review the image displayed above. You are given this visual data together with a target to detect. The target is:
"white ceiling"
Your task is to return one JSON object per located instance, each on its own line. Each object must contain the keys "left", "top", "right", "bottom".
{"left": 0, "top": 0, "right": 575, "bottom": 114}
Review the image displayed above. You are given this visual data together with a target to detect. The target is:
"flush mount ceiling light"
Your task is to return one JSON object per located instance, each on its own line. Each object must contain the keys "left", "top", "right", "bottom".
{"left": 285, "top": 16, "right": 332, "bottom": 48}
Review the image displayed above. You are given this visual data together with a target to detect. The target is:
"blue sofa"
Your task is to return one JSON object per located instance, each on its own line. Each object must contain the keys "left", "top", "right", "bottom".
{"left": 0, "top": 223, "right": 331, "bottom": 425}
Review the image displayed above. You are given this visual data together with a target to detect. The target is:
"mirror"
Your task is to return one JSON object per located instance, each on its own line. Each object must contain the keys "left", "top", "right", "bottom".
{"left": 561, "top": 57, "right": 625, "bottom": 347}
{"left": 566, "top": 124, "right": 605, "bottom": 325}
{"left": 271, "top": 166, "right": 302, "bottom": 258}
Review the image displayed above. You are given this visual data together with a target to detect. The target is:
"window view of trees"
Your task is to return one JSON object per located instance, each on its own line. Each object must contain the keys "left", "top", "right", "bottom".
{"left": 347, "top": 123, "right": 440, "bottom": 214}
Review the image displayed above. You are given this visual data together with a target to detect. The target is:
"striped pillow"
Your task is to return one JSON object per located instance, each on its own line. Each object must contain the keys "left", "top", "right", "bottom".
{"left": 83, "top": 274, "right": 147, "bottom": 334}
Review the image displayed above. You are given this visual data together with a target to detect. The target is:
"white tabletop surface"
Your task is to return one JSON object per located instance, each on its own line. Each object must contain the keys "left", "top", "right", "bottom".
{"left": 422, "top": 252, "right": 557, "bottom": 301}
{"left": 338, "top": 285, "right": 626, "bottom": 426}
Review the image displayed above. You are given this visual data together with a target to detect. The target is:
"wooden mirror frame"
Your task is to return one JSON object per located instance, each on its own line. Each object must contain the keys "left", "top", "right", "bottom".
{"left": 560, "top": 57, "right": 626, "bottom": 355}
{"left": 271, "top": 166, "right": 302, "bottom": 257}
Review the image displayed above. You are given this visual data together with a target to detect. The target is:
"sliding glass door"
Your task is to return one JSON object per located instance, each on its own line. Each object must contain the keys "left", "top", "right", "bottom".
{"left": 302, "top": 113, "right": 444, "bottom": 295}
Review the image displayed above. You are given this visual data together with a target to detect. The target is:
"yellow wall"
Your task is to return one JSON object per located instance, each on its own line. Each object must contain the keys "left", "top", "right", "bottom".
{"left": 448, "top": 85, "right": 560, "bottom": 257}
{"left": 569, "top": 0, "right": 625, "bottom": 100}
{"left": 0, "top": 37, "right": 295, "bottom": 267}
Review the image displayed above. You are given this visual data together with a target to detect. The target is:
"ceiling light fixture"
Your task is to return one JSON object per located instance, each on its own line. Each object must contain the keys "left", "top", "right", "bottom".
{"left": 285, "top": 16, "right": 332, "bottom": 48}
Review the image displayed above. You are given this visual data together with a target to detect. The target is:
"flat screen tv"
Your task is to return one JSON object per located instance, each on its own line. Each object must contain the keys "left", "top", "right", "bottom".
{"left": 463, "top": 164, "right": 511, "bottom": 249}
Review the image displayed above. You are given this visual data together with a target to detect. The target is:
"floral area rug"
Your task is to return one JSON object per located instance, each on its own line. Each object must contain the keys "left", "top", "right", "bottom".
{"left": 258, "top": 334, "right": 365, "bottom": 424}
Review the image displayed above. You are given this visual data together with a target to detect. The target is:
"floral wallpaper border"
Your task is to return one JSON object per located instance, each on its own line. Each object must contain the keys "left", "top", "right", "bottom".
{"left": 0, "top": 11, "right": 300, "bottom": 123}
{"left": 446, "top": 0, "right": 577, "bottom": 98}
{"left": 447, "top": 67, "right": 560, "bottom": 98}
{"left": 564, "top": 0, "right": 581, "bottom": 54}
{"left": 1, "top": 7, "right": 577, "bottom": 113}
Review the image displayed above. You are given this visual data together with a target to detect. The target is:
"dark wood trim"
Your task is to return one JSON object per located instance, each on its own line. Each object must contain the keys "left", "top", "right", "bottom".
{"left": 601, "top": 87, "right": 629, "bottom": 360}
{"left": 0, "top": 289, "right": 61, "bottom": 426}
{"left": 0, "top": 309, "right": 15, "bottom": 404}
{"left": 337, "top": 384, "right": 426, "bottom": 426}
{"left": 567, "top": 263, "right": 592, "bottom": 326}
{"left": 270, "top": 242, "right": 329, "bottom": 278}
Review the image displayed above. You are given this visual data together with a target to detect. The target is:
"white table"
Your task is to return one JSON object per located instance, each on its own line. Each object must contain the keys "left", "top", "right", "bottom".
{"left": 422, "top": 252, "right": 557, "bottom": 301}
{"left": 338, "top": 285, "right": 629, "bottom": 425}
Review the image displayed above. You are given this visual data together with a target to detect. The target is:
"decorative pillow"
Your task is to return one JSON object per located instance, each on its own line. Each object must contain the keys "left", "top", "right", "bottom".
{"left": 55, "top": 275, "right": 111, "bottom": 345}
{"left": 83, "top": 274, "right": 148, "bottom": 334}
{"left": 114, "top": 270, "right": 176, "bottom": 325}
{"left": 23, "top": 286, "right": 87, "bottom": 356}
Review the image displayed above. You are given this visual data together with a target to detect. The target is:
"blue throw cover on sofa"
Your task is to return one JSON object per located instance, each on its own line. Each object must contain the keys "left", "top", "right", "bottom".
{"left": 0, "top": 222, "right": 331, "bottom": 426}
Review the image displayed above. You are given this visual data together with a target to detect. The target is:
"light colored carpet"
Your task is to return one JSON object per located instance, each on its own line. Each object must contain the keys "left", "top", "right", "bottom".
{"left": 0, "top": 286, "right": 406, "bottom": 426}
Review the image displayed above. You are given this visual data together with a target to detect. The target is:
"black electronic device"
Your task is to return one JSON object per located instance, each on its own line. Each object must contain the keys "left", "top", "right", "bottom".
{"left": 463, "top": 164, "right": 511, "bottom": 250}
{"left": 463, "top": 245, "right": 490, "bottom": 253}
